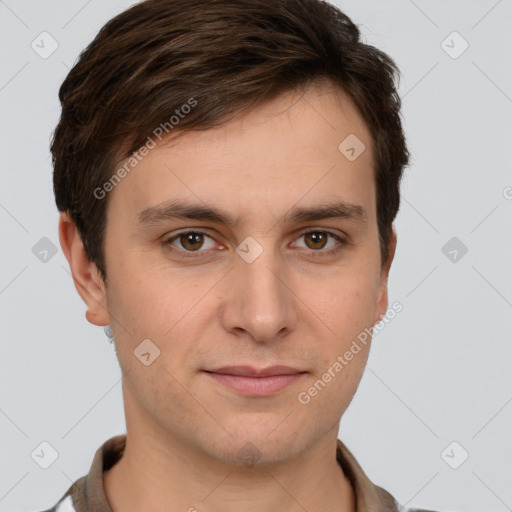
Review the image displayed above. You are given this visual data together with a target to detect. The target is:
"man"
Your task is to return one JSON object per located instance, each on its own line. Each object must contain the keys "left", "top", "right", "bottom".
{"left": 43, "top": 0, "right": 442, "bottom": 510}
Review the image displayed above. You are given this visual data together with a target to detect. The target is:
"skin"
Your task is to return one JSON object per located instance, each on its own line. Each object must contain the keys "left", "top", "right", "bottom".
{"left": 59, "top": 82, "right": 396, "bottom": 512}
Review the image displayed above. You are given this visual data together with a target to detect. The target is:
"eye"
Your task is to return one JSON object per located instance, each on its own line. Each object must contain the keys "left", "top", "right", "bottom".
{"left": 164, "top": 231, "right": 217, "bottom": 254}
{"left": 162, "top": 229, "right": 348, "bottom": 260}
{"left": 293, "top": 230, "right": 347, "bottom": 255}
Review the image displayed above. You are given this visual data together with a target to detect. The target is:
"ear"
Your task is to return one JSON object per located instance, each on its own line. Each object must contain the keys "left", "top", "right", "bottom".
{"left": 58, "top": 212, "right": 109, "bottom": 326}
{"left": 373, "top": 227, "right": 397, "bottom": 325}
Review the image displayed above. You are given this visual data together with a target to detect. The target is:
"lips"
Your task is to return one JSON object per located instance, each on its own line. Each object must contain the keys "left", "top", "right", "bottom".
{"left": 203, "top": 366, "right": 306, "bottom": 396}
{"left": 205, "top": 365, "right": 304, "bottom": 377}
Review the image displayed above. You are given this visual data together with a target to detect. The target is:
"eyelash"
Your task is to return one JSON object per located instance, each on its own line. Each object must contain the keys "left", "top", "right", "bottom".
{"left": 162, "top": 229, "right": 349, "bottom": 259}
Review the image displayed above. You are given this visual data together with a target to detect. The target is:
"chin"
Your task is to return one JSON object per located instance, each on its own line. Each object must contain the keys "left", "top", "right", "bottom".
{"left": 195, "top": 425, "right": 309, "bottom": 468}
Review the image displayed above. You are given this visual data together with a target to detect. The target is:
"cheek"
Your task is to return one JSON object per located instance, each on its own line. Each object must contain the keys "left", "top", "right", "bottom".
{"left": 301, "top": 269, "right": 379, "bottom": 401}
{"left": 105, "top": 258, "right": 189, "bottom": 333}
{"left": 104, "top": 261, "right": 216, "bottom": 378}
{"left": 296, "top": 345, "right": 370, "bottom": 422}
{"left": 309, "top": 269, "right": 380, "bottom": 335}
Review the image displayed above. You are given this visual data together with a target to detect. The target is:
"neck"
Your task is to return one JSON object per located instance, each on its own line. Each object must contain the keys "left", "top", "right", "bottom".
{"left": 103, "top": 422, "right": 356, "bottom": 512}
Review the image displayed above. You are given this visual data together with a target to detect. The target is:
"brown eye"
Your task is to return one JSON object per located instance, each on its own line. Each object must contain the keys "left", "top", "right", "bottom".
{"left": 163, "top": 230, "right": 219, "bottom": 259}
{"left": 164, "top": 231, "right": 217, "bottom": 253}
{"left": 303, "top": 231, "right": 329, "bottom": 250}
{"left": 179, "top": 232, "right": 205, "bottom": 251}
{"left": 293, "top": 230, "right": 347, "bottom": 258}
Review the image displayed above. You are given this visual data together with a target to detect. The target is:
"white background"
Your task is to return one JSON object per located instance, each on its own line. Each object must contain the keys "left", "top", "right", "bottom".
{"left": 0, "top": 1, "right": 511, "bottom": 511}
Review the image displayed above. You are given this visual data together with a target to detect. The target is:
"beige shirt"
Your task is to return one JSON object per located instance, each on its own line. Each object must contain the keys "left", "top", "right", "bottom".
{"left": 40, "top": 435, "right": 440, "bottom": 512}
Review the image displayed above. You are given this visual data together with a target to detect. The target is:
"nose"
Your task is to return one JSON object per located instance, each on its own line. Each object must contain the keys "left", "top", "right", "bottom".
{"left": 220, "top": 243, "right": 299, "bottom": 343}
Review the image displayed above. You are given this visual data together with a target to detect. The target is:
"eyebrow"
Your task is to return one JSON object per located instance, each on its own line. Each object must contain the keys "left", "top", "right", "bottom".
{"left": 136, "top": 200, "right": 367, "bottom": 228}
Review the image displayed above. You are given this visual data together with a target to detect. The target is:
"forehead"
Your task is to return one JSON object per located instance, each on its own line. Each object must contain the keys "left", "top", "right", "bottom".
{"left": 106, "top": 83, "right": 375, "bottom": 228}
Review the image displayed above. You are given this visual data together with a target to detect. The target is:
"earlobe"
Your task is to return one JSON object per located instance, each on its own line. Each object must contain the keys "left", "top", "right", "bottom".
{"left": 58, "top": 212, "right": 109, "bottom": 327}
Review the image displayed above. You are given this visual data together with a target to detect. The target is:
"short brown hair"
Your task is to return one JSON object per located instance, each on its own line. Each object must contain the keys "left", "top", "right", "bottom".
{"left": 52, "top": 0, "right": 409, "bottom": 284}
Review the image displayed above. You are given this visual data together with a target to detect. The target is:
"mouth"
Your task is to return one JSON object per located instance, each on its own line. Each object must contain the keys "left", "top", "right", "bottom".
{"left": 203, "top": 365, "right": 307, "bottom": 396}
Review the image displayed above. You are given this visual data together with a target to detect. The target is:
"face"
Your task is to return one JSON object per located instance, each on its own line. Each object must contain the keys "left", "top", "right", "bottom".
{"left": 72, "top": 83, "right": 395, "bottom": 466}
